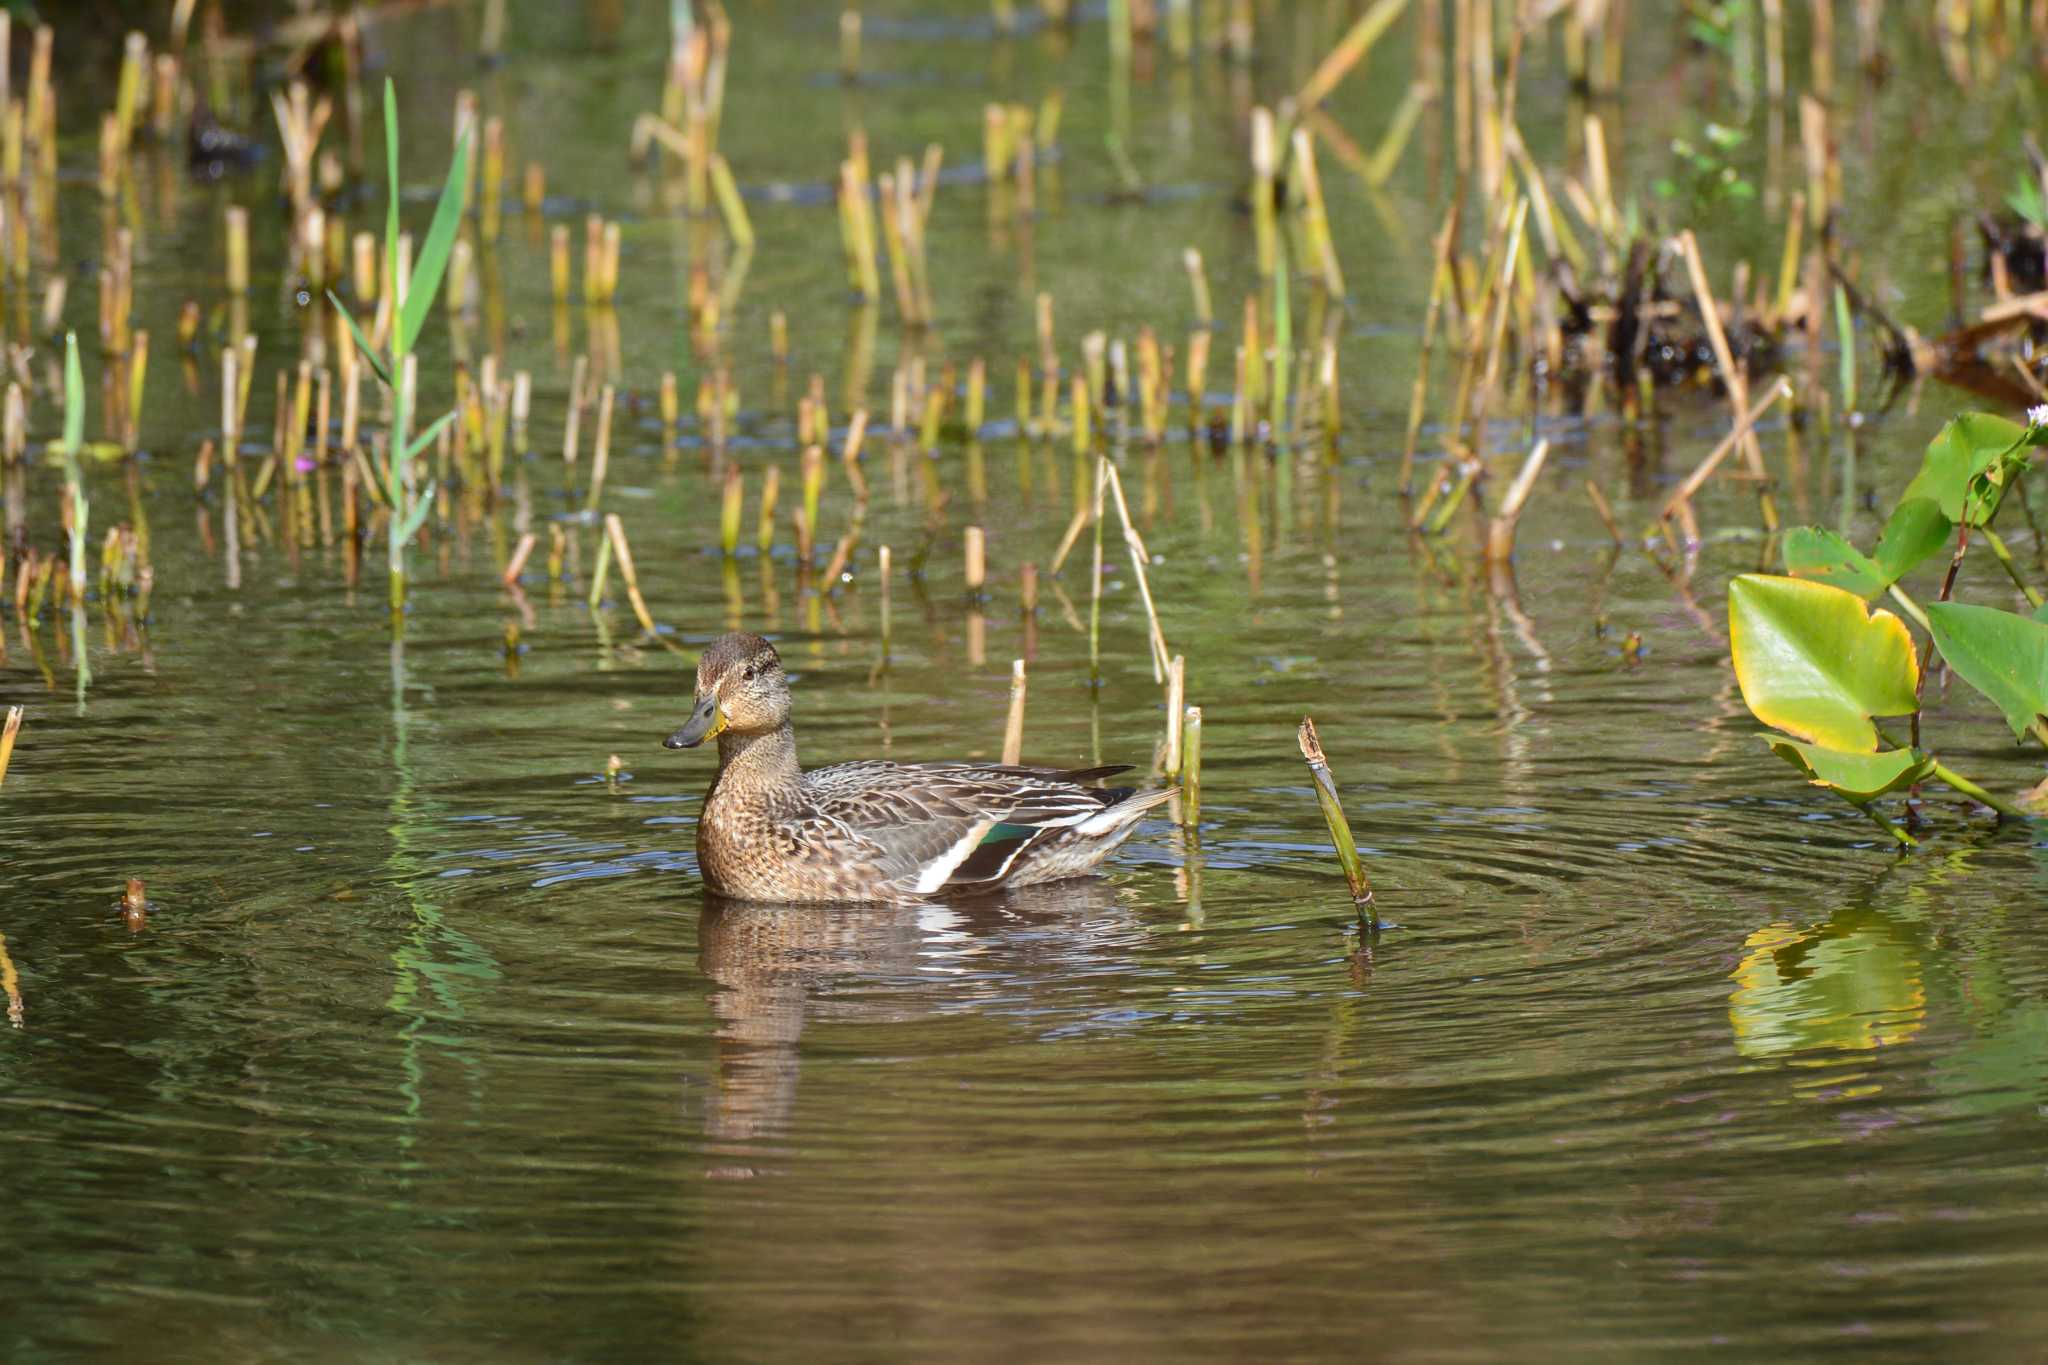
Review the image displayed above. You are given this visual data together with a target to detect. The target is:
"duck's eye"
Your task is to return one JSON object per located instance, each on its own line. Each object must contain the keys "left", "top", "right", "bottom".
{"left": 742, "top": 665, "right": 756, "bottom": 681}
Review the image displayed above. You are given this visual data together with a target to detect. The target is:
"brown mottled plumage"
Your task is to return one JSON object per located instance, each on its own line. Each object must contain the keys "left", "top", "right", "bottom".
{"left": 663, "top": 633, "right": 1172, "bottom": 904}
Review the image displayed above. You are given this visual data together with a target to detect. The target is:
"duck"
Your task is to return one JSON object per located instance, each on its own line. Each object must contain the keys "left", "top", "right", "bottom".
{"left": 663, "top": 632, "right": 1173, "bottom": 904}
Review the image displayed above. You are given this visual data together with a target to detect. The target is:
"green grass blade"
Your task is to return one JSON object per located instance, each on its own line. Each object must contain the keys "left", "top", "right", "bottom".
{"left": 62, "top": 330, "right": 84, "bottom": 453}
{"left": 403, "top": 409, "right": 457, "bottom": 463}
{"left": 326, "top": 291, "right": 394, "bottom": 388}
{"left": 384, "top": 79, "right": 401, "bottom": 312}
{"left": 396, "top": 481, "right": 438, "bottom": 547}
{"left": 397, "top": 128, "right": 472, "bottom": 359}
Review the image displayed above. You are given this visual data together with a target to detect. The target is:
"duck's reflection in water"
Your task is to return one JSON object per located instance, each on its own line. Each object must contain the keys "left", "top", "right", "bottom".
{"left": 696, "top": 879, "right": 1130, "bottom": 1148}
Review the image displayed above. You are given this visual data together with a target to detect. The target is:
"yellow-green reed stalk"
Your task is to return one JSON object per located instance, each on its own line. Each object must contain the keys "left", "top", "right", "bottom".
{"left": 0, "top": 705, "right": 21, "bottom": 788}
{"left": 1002, "top": 658, "right": 1027, "bottom": 765}
{"left": 114, "top": 32, "right": 147, "bottom": 147}
{"left": 1295, "top": 0, "right": 1406, "bottom": 114}
{"left": 1164, "top": 653, "right": 1185, "bottom": 774}
{"left": 56, "top": 332, "right": 86, "bottom": 596}
{"left": 603, "top": 514, "right": 658, "bottom": 635}
{"left": 839, "top": 9, "right": 860, "bottom": 81}
{"left": 1363, "top": 80, "right": 1429, "bottom": 186}
{"left": 965, "top": 358, "right": 986, "bottom": 434}
{"left": 719, "top": 463, "right": 743, "bottom": 556}
{"left": 1186, "top": 330, "right": 1211, "bottom": 434}
{"left": 1399, "top": 200, "right": 1459, "bottom": 493}
{"left": 1070, "top": 376, "right": 1091, "bottom": 454}
{"left": 1015, "top": 356, "right": 1033, "bottom": 436}
{"left": 964, "top": 525, "right": 986, "bottom": 602}
{"left": 328, "top": 79, "right": 471, "bottom": 617}
{"left": 800, "top": 444, "right": 825, "bottom": 560}
{"left": 1088, "top": 456, "right": 1106, "bottom": 686}
{"left": 1298, "top": 716, "right": 1373, "bottom": 925}
{"left": 839, "top": 159, "right": 881, "bottom": 301}
{"left": 1833, "top": 282, "right": 1856, "bottom": 414}
{"left": 1183, "top": 247, "right": 1212, "bottom": 326}
{"left": 1289, "top": 128, "right": 1344, "bottom": 297}
{"left": 756, "top": 465, "right": 781, "bottom": 552}
{"left": 1108, "top": 0, "right": 1132, "bottom": 64}
{"left": 583, "top": 383, "right": 615, "bottom": 514}
{"left": 224, "top": 205, "right": 249, "bottom": 294}
{"left": 877, "top": 544, "right": 893, "bottom": 659}
{"left": 1180, "top": 706, "right": 1201, "bottom": 826}
{"left": 709, "top": 153, "right": 754, "bottom": 250}
{"left": 1250, "top": 107, "right": 1277, "bottom": 277}
{"left": 1270, "top": 238, "right": 1292, "bottom": 445}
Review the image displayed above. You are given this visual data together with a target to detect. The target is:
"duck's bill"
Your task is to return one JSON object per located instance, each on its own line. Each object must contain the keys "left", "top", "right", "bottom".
{"left": 664, "top": 696, "right": 726, "bottom": 749}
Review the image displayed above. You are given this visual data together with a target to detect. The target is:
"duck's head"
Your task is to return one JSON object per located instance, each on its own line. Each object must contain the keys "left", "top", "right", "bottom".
{"left": 664, "top": 632, "right": 790, "bottom": 749}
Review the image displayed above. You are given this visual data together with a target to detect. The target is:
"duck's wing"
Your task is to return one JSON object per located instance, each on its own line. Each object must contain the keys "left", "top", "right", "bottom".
{"left": 799, "top": 761, "right": 1145, "bottom": 896}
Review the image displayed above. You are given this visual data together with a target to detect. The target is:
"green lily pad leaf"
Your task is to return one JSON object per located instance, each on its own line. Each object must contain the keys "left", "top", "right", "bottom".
{"left": 1783, "top": 527, "right": 1888, "bottom": 598}
{"left": 1901, "top": 413, "right": 2023, "bottom": 523}
{"left": 2033, "top": 600, "right": 2048, "bottom": 626}
{"left": 1765, "top": 737, "right": 1934, "bottom": 801}
{"left": 1729, "top": 574, "right": 1920, "bottom": 751}
{"left": 1872, "top": 496, "right": 1954, "bottom": 583}
{"left": 1923, "top": 601, "right": 2048, "bottom": 741}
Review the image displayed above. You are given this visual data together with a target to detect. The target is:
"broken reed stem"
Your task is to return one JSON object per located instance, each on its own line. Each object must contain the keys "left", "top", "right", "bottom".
{"left": 1002, "top": 658, "right": 1027, "bottom": 765}
{"left": 1101, "top": 460, "right": 1170, "bottom": 683}
{"left": 603, "top": 513, "right": 658, "bottom": 634}
{"left": 502, "top": 531, "right": 537, "bottom": 585}
{"left": 1585, "top": 480, "right": 1624, "bottom": 548}
{"left": 1298, "top": 716, "right": 1374, "bottom": 924}
{"left": 1295, "top": 0, "right": 1410, "bottom": 114}
{"left": 0, "top": 705, "right": 21, "bottom": 787}
{"left": 1656, "top": 377, "right": 1793, "bottom": 527}
{"left": 964, "top": 525, "right": 986, "bottom": 601}
{"left": 719, "top": 463, "right": 743, "bottom": 555}
{"left": 1088, "top": 459, "right": 1106, "bottom": 685}
{"left": 757, "top": 465, "right": 781, "bottom": 552}
{"left": 1050, "top": 499, "right": 1090, "bottom": 576}
{"left": 1164, "top": 653, "right": 1185, "bottom": 775}
{"left": 1400, "top": 199, "right": 1460, "bottom": 492}
{"left": 1181, "top": 706, "right": 1202, "bottom": 827}
{"left": 878, "top": 543, "right": 893, "bottom": 659}
{"left": 583, "top": 383, "right": 615, "bottom": 514}
{"left": 1678, "top": 229, "right": 1779, "bottom": 533}
{"left": 1483, "top": 438, "right": 1551, "bottom": 564}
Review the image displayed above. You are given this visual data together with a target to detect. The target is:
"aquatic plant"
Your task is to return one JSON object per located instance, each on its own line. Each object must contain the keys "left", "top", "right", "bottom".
{"left": 328, "top": 79, "right": 470, "bottom": 617}
{"left": 1730, "top": 410, "right": 2048, "bottom": 844}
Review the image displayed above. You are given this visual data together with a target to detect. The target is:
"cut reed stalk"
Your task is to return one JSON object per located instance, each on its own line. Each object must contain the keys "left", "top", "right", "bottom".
{"left": 1164, "top": 653, "right": 1185, "bottom": 775}
{"left": 757, "top": 465, "right": 781, "bottom": 553}
{"left": 502, "top": 531, "right": 536, "bottom": 585}
{"left": 224, "top": 206, "right": 249, "bottom": 294}
{"left": 603, "top": 513, "right": 658, "bottom": 634}
{"left": 1585, "top": 480, "right": 1624, "bottom": 548}
{"left": 1678, "top": 229, "right": 1779, "bottom": 532}
{"left": 1180, "top": 706, "right": 1201, "bottom": 826}
{"left": 720, "top": 464, "right": 743, "bottom": 556}
{"left": 1655, "top": 378, "right": 1792, "bottom": 529}
{"left": 878, "top": 544, "right": 893, "bottom": 658}
{"left": 1295, "top": 0, "right": 1409, "bottom": 114}
{"left": 1183, "top": 247, "right": 1212, "bottom": 326}
{"left": 1101, "top": 459, "right": 1169, "bottom": 683}
{"left": 1298, "top": 716, "right": 1373, "bottom": 923}
{"left": 0, "top": 705, "right": 20, "bottom": 787}
{"left": 1002, "top": 658, "right": 1027, "bottom": 765}
{"left": 964, "top": 525, "right": 986, "bottom": 601}
{"left": 583, "top": 383, "right": 615, "bottom": 513}
{"left": 1483, "top": 439, "right": 1550, "bottom": 564}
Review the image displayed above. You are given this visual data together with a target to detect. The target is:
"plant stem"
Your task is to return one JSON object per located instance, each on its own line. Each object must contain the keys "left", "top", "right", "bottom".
{"left": 1852, "top": 799, "right": 1916, "bottom": 847}
{"left": 1974, "top": 524, "right": 2043, "bottom": 608}
{"left": 1931, "top": 761, "right": 2031, "bottom": 821}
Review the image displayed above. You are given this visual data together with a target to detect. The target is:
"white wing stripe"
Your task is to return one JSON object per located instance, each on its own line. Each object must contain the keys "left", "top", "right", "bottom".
{"left": 913, "top": 819, "right": 996, "bottom": 894}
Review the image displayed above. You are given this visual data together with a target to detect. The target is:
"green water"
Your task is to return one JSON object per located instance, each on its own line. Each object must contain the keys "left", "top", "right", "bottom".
{"left": 4, "top": 3, "right": 2048, "bottom": 1359}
